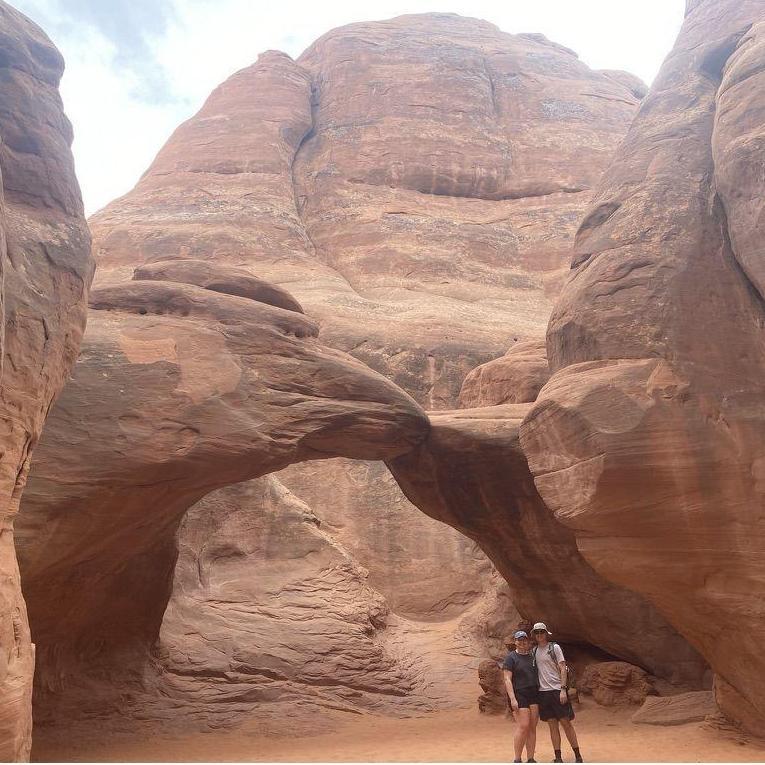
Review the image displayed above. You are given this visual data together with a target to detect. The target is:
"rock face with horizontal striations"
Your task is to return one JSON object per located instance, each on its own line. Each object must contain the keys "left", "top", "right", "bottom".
{"left": 632, "top": 691, "right": 717, "bottom": 726}
{"left": 520, "top": 0, "right": 765, "bottom": 733}
{"left": 90, "top": 12, "right": 644, "bottom": 406}
{"left": 148, "top": 476, "right": 431, "bottom": 725}
{"left": 0, "top": 3, "right": 93, "bottom": 759}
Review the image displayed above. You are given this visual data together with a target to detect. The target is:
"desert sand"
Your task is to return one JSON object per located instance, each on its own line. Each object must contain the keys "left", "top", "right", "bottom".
{"left": 32, "top": 703, "right": 765, "bottom": 763}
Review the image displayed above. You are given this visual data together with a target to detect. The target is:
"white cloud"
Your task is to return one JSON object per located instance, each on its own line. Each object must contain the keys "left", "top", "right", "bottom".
{"left": 15, "top": 0, "right": 685, "bottom": 215}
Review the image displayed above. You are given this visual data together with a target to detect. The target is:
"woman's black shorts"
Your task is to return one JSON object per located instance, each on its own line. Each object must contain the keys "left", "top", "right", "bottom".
{"left": 538, "top": 689, "right": 575, "bottom": 721}
{"left": 514, "top": 686, "right": 540, "bottom": 709}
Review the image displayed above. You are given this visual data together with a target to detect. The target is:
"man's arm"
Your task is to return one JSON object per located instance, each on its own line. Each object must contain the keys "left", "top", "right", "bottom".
{"left": 555, "top": 645, "right": 569, "bottom": 703}
{"left": 558, "top": 660, "right": 568, "bottom": 689}
{"left": 503, "top": 669, "right": 518, "bottom": 711}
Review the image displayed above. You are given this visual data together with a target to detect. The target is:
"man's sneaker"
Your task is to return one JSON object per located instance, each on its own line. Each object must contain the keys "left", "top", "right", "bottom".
{"left": 527, "top": 760, "right": 537, "bottom": 763}
{"left": 574, "top": 758, "right": 583, "bottom": 763}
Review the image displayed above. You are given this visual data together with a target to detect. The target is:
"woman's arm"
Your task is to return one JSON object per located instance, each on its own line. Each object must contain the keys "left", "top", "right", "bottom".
{"left": 503, "top": 669, "right": 518, "bottom": 710}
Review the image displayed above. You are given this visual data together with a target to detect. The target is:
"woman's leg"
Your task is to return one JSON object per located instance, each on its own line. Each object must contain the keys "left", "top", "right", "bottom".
{"left": 513, "top": 707, "right": 531, "bottom": 761}
{"left": 525, "top": 704, "right": 539, "bottom": 760}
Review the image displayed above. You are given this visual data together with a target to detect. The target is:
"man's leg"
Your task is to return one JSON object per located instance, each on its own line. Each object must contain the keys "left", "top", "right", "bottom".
{"left": 560, "top": 719, "right": 582, "bottom": 762}
{"left": 525, "top": 704, "right": 539, "bottom": 761}
{"left": 560, "top": 719, "right": 578, "bottom": 748}
{"left": 513, "top": 708, "right": 531, "bottom": 762}
{"left": 547, "top": 718, "right": 562, "bottom": 761}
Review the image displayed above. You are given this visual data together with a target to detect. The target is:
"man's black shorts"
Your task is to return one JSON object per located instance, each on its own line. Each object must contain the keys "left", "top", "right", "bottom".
{"left": 514, "top": 687, "right": 539, "bottom": 709}
{"left": 538, "top": 689, "right": 575, "bottom": 721}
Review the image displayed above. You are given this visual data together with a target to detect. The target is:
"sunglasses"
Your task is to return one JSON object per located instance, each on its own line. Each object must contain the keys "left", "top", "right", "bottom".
{"left": 532, "top": 630, "right": 546, "bottom": 634}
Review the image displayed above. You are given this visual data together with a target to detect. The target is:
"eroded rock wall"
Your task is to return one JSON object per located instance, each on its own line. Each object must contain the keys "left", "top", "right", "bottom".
{"left": 151, "top": 475, "right": 515, "bottom": 730}
{"left": 0, "top": 3, "right": 92, "bottom": 759}
{"left": 520, "top": 0, "right": 765, "bottom": 732}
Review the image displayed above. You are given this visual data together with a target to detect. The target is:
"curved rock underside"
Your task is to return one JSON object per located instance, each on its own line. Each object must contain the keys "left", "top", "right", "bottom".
{"left": 520, "top": 0, "right": 765, "bottom": 733}
{"left": 0, "top": 3, "right": 92, "bottom": 760}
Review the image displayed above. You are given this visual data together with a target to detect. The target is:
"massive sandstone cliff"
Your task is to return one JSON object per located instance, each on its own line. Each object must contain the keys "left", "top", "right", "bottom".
{"left": 0, "top": 3, "right": 92, "bottom": 759}
{"left": 520, "top": 0, "right": 765, "bottom": 733}
{"left": 16, "top": 12, "right": 653, "bottom": 734}
{"left": 90, "top": 12, "right": 643, "bottom": 403}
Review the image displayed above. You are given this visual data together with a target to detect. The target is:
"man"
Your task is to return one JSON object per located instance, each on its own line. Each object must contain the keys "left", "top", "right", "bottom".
{"left": 503, "top": 630, "right": 539, "bottom": 763}
{"left": 531, "top": 622, "right": 583, "bottom": 763}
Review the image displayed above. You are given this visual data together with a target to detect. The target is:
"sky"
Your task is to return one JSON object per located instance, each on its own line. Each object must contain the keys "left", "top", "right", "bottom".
{"left": 13, "top": 0, "right": 686, "bottom": 216}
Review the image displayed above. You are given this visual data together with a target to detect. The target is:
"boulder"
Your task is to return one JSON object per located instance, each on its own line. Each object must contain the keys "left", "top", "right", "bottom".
{"left": 133, "top": 260, "right": 304, "bottom": 313}
{"left": 520, "top": 0, "right": 765, "bottom": 733}
{"left": 478, "top": 660, "right": 507, "bottom": 715}
{"left": 459, "top": 339, "right": 550, "bottom": 407}
{"left": 579, "top": 661, "right": 655, "bottom": 707}
{"left": 632, "top": 691, "right": 717, "bottom": 726}
{"left": 0, "top": 3, "right": 93, "bottom": 759}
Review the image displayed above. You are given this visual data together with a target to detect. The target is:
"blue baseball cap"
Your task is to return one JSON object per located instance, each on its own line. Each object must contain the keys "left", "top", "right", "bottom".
{"left": 513, "top": 630, "right": 529, "bottom": 640}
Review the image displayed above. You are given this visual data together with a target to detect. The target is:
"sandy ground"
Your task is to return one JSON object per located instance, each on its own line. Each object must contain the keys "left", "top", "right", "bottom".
{"left": 32, "top": 703, "right": 765, "bottom": 763}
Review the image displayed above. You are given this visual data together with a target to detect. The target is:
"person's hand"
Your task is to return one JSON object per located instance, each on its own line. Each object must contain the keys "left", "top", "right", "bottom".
{"left": 510, "top": 698, "right": 519, "bottom": 711}
{"left": 559, "top": 689, "right": 568, "bottom": 705}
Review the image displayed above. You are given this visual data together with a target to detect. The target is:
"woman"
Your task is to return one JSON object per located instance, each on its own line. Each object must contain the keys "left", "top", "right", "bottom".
{"left": 502, "top": 630, "right": 539, "bottom": 763}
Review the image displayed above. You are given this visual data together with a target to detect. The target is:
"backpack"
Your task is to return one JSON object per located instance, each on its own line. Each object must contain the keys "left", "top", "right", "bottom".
{"left": 532, "top": 642, "right": 577, "bottom": 691}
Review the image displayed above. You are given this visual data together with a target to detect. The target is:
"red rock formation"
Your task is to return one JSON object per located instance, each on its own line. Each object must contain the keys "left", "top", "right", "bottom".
{"left": 16, "top": 267, "right": 427, "bottom": 725}
{"left": 90, "top": 13, "right": 643, "bottom": 406}
{"left": 0, "top": 3, "right": 92, "bottom": 759}
{"left": 578, "top": 662, "right": 656, "bottom": 707}
{"left": 459, "top": 339, "right": 550, "bottom": 407}
{"left": 146, "top": 475, "right": 516, "bottom": 729}
{"left": 276, "top": 459, "right": 495, "bottom": 619}
{"left": 388, "top": 406, "right": 707, "bottom": 686}
{"left": 478, "top": 660, "right": 507, "bottom": 715}
{"left": 11, "top": 11, "right": 657, "bottom": 746}
{"left": 632, "top": 691, "right": 717, "bottom": 726}
{"left": 520, "top": 0, "right": 765, "bottom": 733}
{"left": 15, "top": 13, "right": 646, "bottom": 735}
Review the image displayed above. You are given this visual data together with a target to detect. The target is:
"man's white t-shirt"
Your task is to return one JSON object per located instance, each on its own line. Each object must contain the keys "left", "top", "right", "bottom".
{"left": 535, "top": 642, "right": 565, "bottom": 691}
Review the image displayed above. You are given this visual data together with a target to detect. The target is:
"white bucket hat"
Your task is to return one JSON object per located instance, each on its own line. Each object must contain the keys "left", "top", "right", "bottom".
{"left": 532, "top": 622, "right": 552, "bottom": 635}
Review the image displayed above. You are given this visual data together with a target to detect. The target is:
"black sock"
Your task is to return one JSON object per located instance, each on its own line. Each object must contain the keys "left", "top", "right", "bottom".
{"left": 555, "top": 750, "right": 562, "bottom": 758}
{"left": 573, "top": 748, "right": 580, "bottom": 757}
